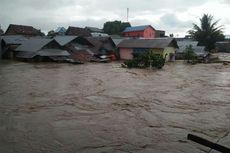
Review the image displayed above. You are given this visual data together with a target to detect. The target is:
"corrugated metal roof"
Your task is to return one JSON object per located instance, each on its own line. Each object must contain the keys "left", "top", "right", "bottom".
{"left": 54, "top": 36, "right": 78, "bottom": 46}
{"left": 177, "top": 40, "right": 198, "bottom": 53}
{"left": 123, "top": 25, "right": 153, "bottom": 33}
{"left": 37, "top": 49, "right": 70, "bottom": 56}
{"left": 15, "top": 38, "right": 53, "bottom": 52}
{"left": 1, "top": 35, "right": 28, "bottom": 45}
{"left": 117, "top": 38, "right": 178, "bottom": 49}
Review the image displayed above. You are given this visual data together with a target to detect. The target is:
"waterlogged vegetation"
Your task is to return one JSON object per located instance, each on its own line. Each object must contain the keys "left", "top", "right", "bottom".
{"left": 123, "top": 52, "right": 165, "bottom": 69}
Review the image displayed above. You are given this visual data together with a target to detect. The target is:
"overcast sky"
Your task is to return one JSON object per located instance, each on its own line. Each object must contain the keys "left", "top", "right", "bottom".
{"left": 0, "top": 0, "right": 230, "bottom": 36}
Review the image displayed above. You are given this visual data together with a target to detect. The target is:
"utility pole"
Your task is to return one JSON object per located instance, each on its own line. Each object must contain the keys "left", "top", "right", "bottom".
{"left": 127, "top": 8, "right": 129, "bottom": 22}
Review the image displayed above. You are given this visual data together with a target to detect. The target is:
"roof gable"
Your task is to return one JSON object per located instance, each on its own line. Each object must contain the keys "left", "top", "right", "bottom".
{"left": 123, "top": 25, "right": 155, "bottom": 33}
{"left": 54, "top": 36, "right": 78, "bottom": 46}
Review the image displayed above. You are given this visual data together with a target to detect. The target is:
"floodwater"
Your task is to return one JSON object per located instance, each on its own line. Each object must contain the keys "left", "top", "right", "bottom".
{"left": 0, "top": 60, "right": 230, "bottom": 153}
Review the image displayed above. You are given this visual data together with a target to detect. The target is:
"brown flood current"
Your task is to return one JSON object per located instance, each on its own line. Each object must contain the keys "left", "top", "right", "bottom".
{"left": 0, "top": 60, "right": 230, "bottom": 153}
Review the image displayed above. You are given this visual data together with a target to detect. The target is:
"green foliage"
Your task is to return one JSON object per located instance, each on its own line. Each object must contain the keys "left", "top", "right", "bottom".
{"left": 103, "top": 21, "right": 131, "bottom": 35}
{"left": 188, "top": 14, "right": 225, "bottom": 50}
{"left": 184, "top": 45, "right": 195, "bottom": 63}
{"left": 123, "top": 52, "right": 165, "bottom": 69}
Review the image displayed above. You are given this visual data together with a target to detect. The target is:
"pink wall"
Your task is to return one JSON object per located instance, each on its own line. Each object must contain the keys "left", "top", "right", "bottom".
{"left": 143, "top": 26, "right": 155, "bottom": 38}
{"left": 119, "top": 48, "right": 133, "bottom": 60}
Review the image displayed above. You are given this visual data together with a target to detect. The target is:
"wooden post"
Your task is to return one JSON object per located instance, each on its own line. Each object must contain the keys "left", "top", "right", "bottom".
{"left": 187, "top": 134, "right": 230, "bottom": 153}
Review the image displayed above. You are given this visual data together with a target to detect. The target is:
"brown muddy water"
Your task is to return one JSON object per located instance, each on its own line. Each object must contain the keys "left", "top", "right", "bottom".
{"left": 0, "top": 60, "right": 230, "bottom": 153}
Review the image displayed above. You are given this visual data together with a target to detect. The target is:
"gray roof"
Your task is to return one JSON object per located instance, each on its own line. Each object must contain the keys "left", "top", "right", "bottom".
{"left": 16, "top": 49, "right": 70, "bottom": 58}
{"left": 112, "top": 38, "right": 125, "bottom": 46}
{"left": 177, "top": 40, "right": 198, "bottom": 53}
{"left": 16, "top": 51, "right": 37, "bottom": 58}
{"left": 1, "top": 35, "right": 28, "bottom": 45}
{"left": 117, "top": 38, "right": 178, "bottom": 49}
{"left": 37, "top": 49, "right": 70, "bottom": 56}
{"left": 54, "top": 36, "right": 78, "bottom": 46}
{"left": 15, "top": 38, "right": 53, "bottom": 52}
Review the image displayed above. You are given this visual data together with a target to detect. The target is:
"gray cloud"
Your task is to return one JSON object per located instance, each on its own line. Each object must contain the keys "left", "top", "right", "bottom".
{"left": 0, "top": 0, "right": 229, "bottom": 36}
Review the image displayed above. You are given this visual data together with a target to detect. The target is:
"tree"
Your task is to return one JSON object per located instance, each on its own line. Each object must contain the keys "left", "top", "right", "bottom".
{"left": 188, "top": 14, "right": 225, "bottom": 51}
{"left": 103, "top": 21, "right": 131, "bottom": 35}
{"left": 184, "top": 45, "right": 195, "bottom": 63}
{"left": 47, "top": 30, "right": 55, "bottom": 37}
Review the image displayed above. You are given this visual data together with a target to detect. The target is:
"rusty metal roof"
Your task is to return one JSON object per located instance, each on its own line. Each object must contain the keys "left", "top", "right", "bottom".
{"left": 65, "top": 26, "right": 91, "bottom": 37}
{"left": 5, "top": 24, "right": 44, "bottom": 36}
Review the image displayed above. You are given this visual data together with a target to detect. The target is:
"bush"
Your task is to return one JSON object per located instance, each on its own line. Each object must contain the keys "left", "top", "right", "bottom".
{"left": 184, "top": 45, "right": 196, "bottom": 63}
{"left": 123, "top": 52, "right": 165, "bottom": 69}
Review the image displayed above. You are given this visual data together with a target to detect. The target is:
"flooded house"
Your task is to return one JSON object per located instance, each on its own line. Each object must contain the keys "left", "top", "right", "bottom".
{"left": 4, "top": 24, "right": 44, "bottom": 36}
{"left": 216, "top": 41, "right": 230, "bottom": 53}
{"left": 15, "top": 38, "right": 70, "bottom": 62}
{"left": 176, "top": 40, "right": 198, "bottom": 59}
{"left": 86, "top": 36, "right": 117, "bottom": 60}
{"left": 117, "top": 38, "right": 179, "bottom": 62}
{"left": 54, "top": 36, "right": 94, "bottom": 63}
{"left": 176, "top": 40, "right": 209, "bottom": 61}
{"left": 0, "top": 35, "right": 28, "bottom": 59}
{"left": 65, "top": 26, "right": 92, "bottom": 37}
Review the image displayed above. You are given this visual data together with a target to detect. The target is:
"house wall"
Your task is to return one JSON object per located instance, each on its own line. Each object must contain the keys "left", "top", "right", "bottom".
{"left": 163, "top": 47, "right": 176, "bottom": 62}
{"left": 123, "top": 26, "right": 155, "bottom": 38}
{"left": 119, "top": 48, "right": 133, "bottom": 60}
{"left": 143, "top": 27, "right": 155, "bottom": 38}
{"left": 123, "top": 31, "right": 144, "bottom": 38}
{"left": 150, "top": 47, "right": 175, "bottom": 62}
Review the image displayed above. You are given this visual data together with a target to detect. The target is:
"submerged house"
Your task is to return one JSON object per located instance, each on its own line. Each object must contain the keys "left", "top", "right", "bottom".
{"left": 216, "top": 41, "right": 230, "bottom": 53}
{"left": 117, "top": 38, "right": 178, "bottom": 62}
{"left": 123, "top": 25, "right": 156, "bottom": 39}
{"left": 65, "top": 26, "right": 92, "bottom": 37}
{"left": 15, "top": 38, "right": 70, "bottom": 62}
{"left": 176, "top": 40, "right": 198, "bottom": 59}
{"left": 176, "top": 40, "right": 208, "bottom": 60}
{"left": 54, "top": 36, "right": 94, "bottom": 63}
{"left": 4, "top": 24, "right": 44, "bottom": 36}
{"left": 86, "top": 36, "right": 116, "bottom": 57}
{"left": 0, "top": 35, "right": 28, "bottom": 59}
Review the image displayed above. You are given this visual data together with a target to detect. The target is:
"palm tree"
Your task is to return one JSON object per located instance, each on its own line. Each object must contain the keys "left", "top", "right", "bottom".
{"left": 189, "top": 14, "right": 225, "bottom": 51}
